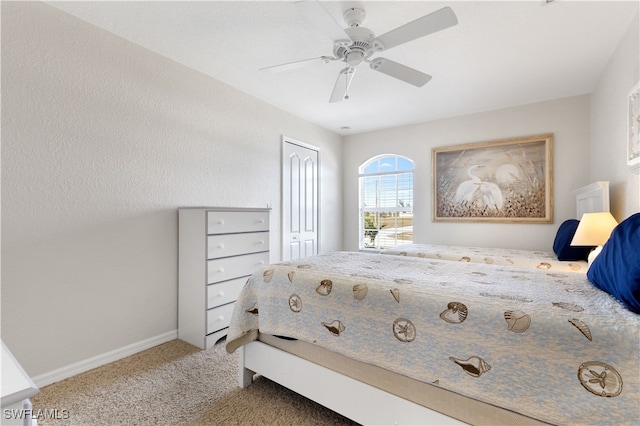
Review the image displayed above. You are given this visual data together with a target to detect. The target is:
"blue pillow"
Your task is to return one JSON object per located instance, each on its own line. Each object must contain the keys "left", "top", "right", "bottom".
{"left": 587, "top": 213, "right": 640, "bottom": 314}
{"left": 553, "top": 219, "right": 593, "bottom": 261}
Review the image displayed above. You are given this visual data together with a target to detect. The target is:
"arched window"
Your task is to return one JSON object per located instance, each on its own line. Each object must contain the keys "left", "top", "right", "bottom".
{"left": 359, "top": 155, "right": 414, "bottom": 250}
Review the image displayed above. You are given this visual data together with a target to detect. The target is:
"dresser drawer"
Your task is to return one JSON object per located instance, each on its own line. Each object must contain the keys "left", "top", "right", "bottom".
{"left": 207, "top": 277, "right": 245, "bottom": 309}
{"left": 207, "top": 303, "right": 236, "bottom": 334}
{"left": 207, "top": 211, "right": 269, "bottom": 235}
{"left": 207, "top": 251, "right": 269, "bottom": 284}
{"left": 207, "top": 232, "right": 269, "bottom": 259}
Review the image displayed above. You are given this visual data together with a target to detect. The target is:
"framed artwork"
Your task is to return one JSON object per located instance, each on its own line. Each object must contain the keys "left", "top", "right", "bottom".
{"left": 433, "top": 134, "right": 553, "bottom": 223}
{"left": 628, "top": 82, "right": 640, "bottom": 172}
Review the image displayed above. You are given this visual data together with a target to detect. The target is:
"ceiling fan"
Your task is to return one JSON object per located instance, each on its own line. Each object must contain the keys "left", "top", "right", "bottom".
{"left": 260, "top": 0, "right": 458, "bottom": 103}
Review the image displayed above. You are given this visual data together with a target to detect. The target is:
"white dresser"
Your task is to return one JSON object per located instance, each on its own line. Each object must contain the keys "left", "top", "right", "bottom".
{"left": 178, "top": 207, "right": 270, "bottom": 349}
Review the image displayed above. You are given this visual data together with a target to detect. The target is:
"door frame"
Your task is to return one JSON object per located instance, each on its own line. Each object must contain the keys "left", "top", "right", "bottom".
{"left": 282, "top": 135, "right": 320, "bottom": 260}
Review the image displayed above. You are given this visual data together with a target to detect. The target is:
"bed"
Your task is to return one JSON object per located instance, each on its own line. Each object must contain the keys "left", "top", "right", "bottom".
{"left": 380, "top": 243, "right": 589, "bottom": 273}
{"left": 225, "top": 183, "right": 639, "bottom": 425}
{"left": 379, "top": 181, "right": 611, "bottom": 274}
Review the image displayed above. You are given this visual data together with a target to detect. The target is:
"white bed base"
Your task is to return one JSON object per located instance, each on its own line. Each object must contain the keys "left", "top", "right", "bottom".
{"left": 238, "top": 341, "right": 466, "bottom": 426}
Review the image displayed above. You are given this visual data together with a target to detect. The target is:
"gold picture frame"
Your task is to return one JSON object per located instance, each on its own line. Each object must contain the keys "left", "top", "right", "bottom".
{"left": 628, "top": 82, "right": 640, "bottom": 172}
{"left": 433, "top": 134, "right": 553, "bottom": 223}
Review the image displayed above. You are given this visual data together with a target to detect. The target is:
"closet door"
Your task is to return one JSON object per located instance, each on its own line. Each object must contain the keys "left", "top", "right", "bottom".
{"left": 282, "top": 137, "right": 319, "bottom": 261}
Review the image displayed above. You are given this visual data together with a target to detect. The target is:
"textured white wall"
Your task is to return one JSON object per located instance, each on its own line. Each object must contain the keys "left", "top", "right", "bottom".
{"left": 589, "top": 12, "right": 640, "bottom": 219}
{"left": 342, "top": 95, "right": 591, "bottom": 252}
{"left": 1, "top": 2, "right": 342, "bottom": 376}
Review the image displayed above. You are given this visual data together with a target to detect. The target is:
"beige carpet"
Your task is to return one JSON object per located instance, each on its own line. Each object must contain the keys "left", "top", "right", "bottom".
{"left": 31, "top": 339, "right": 358, "bottom": 425}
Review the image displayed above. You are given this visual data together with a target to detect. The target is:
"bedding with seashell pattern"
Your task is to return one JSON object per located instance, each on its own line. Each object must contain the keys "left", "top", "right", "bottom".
{"left": 226, "top": 251, "right": 638, "bottom": 425}
{"left": 382, "top": 243, "right": 589, "bottom": 272}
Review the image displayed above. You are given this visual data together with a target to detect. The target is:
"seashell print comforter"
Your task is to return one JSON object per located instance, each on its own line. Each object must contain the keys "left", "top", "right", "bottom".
{"left": 382, "top": 243, "right": 589, "bottom": 273}
{"left": 226, "top": 252, "right": 639, "bottom": 425}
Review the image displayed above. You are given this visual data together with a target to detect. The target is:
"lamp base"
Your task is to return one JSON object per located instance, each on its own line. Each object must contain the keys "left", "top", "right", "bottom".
{"left": 587, "top": 246, "right": 603, "bottom": 265}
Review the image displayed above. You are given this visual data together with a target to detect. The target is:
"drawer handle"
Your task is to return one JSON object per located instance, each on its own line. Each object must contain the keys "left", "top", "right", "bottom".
{"left": 258, "top": 240, "right": 265, "bottom": 245}
{"left": 258, "top": 219, "right": 265, "bottom": 224}
{"left": 217, "top": 267, "right": 224, "bottom": 273}
{"left": 259, "top": 261, "right": 265, "bottom": 265}
{"left": 218, "top": 219, "right": 224, "bottom": 225}
{"left": 217, "top": 316, "right": 224, "bottom": 321}
{"left": 217, "top": 243, "right": 225, "bottom": 249}
{"left": 217, "top": 291, "right": 225, "bottom": 297}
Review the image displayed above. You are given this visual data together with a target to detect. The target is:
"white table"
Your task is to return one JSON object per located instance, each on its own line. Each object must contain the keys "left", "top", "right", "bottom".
{"left": 1, "top": 341, "right": 39, "bottom": 426}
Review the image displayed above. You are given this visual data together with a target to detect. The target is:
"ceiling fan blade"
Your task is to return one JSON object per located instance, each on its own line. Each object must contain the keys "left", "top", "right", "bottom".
{"left": 329, "top": 67, "right": 356, "bottom": 103}
{"left": 296, "top": 0, "right": 350, "bottom": 43}
{"left": 372, "top": 7, "right": 458, "bottom": 51}
{"left": 369, "top": 58, "right": 432, "bottom": 87}
{"left": 260, "top": 56, "right": 337, "bottom": 73}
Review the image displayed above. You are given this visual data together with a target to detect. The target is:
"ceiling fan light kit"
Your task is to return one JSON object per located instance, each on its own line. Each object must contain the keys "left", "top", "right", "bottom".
{"left": 263, "top": 0, "right": 458, "bottom": 102}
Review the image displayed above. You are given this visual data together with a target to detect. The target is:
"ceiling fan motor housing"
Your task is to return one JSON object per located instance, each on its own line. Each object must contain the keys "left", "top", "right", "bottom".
{"left": 333, "top": 26, "right": 376, "bottom": 66}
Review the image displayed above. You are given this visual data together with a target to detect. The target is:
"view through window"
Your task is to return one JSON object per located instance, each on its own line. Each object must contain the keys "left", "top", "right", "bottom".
{"left": 359, "top": 155, "right": 413, "bottom": 250}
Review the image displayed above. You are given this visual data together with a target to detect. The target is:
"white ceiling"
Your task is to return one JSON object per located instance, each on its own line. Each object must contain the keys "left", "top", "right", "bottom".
{"left": 48, "top": 1, "right": 639, "bottom": 135}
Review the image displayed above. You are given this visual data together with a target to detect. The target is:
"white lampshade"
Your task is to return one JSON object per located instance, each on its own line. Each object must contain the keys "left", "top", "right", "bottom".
{"left": 570, "top": 212, "right": 618, "bottom": 246}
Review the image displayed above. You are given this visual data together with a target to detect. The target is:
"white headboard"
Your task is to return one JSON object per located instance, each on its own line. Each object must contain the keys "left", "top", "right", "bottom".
{"left": 573, "top": 181, "right": 610, "bottom": 218}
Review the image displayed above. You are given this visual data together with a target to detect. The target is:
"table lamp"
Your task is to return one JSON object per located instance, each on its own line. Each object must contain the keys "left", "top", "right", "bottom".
{"left": 570, "top": 212, "right": 618, "bottom": 264}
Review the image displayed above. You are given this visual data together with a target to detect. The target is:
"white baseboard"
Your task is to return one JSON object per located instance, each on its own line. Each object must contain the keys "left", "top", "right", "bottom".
{"left": 32, "top": 330, "right": 177, "bottom": 388}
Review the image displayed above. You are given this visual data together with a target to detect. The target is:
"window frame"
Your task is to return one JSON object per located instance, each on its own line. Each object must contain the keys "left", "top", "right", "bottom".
{"left": 358, "top": 154, "right": 414, "bottom": 251}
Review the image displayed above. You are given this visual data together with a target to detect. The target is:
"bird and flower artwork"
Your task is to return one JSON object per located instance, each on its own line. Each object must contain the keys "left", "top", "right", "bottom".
{"left": 433, "top": 134, "right": 553, "bottom": 223}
